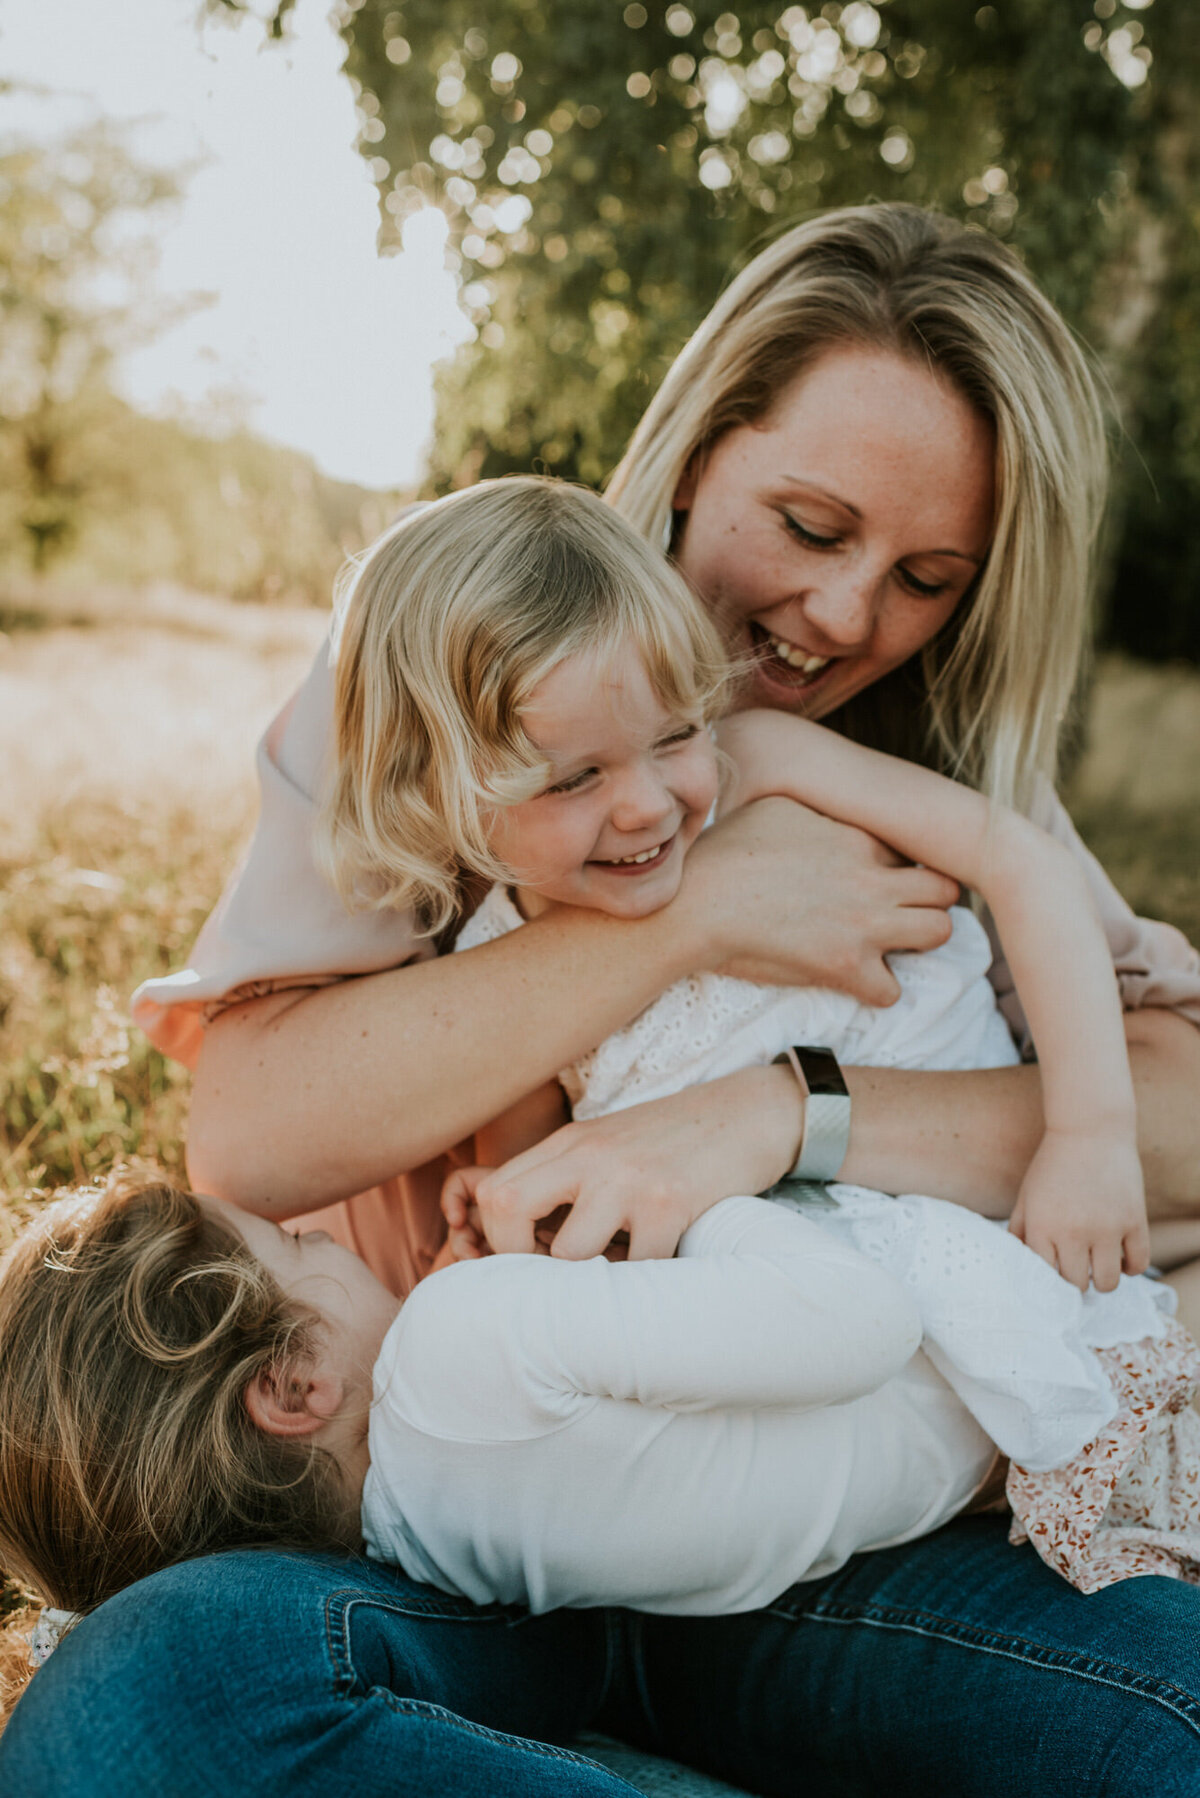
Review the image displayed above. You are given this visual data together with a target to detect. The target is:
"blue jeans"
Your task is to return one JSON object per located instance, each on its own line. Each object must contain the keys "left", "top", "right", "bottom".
{"left": 5, "top": 1518, "right": 1200, "bottom": 1796}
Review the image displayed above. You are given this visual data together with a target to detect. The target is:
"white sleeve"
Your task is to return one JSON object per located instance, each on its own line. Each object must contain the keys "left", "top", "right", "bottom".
{"left": 393, "top": 1196, "right": 921, "bottom": 1433}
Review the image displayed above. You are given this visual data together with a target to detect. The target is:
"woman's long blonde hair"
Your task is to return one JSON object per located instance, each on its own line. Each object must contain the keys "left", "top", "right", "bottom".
{"left": 607, "top": 203, "right": 1108, "bottom": 809}
{"left": 0, "top": 1171, "right": 348, "bottom": 1620}
{"left": 318, "top": 476, "right": 730, "bottom": 934}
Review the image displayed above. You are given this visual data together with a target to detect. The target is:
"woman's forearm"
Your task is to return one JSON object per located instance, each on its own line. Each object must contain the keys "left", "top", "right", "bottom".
{"left": 434, "top": 1013, "right": 1198, "bottom": 1261}
{"left": 1124, "top": 1008, "right": 1200, "bottom": 1220}
{"left": 186, "top": 798, "right": 961, "bottom": 1212}
{"left": 187, "top": 899, "right": 707, "bottom": 1211}
{"left": 841, "top": 1015, "right": 1200, "bottom": 1220}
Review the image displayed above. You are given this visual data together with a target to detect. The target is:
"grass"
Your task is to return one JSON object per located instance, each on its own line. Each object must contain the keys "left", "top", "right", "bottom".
{"left": 0, "top": 804, "right": 238, "bottom": 1221}
{"left": 1065, "top": 654, "right": 1200, "bottom": 948}
{"left": 0, "top": 582, "right": 325, "bottom": 1221}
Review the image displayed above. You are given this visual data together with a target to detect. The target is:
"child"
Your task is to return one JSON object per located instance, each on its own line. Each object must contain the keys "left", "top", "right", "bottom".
{"left": 316, "top": 473, "right": 1200, "bottom": 1589}
{"left": 1, "top": 1146, "right": 1197, "bottom": 1659}
{"left": 0, "top": 1168, "right": 1000, "bottom": 1626}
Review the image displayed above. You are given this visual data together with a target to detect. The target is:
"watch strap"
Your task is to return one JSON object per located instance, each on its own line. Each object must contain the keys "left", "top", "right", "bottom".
{"left": 774, "top": 1044, "right": 851, "bottom": 1182}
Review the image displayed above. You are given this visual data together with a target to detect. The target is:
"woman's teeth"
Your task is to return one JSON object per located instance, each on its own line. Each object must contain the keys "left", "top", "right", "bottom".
{"left": 767, "top": 636, "right": 831, "bottom": 676}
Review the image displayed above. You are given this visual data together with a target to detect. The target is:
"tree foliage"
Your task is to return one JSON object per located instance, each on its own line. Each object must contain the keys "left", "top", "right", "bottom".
{"left": 0, "top": 122, "right": 181, "bottom": 569}
{"left": 218, "top": 0, "right": 1200, "bottom": 656}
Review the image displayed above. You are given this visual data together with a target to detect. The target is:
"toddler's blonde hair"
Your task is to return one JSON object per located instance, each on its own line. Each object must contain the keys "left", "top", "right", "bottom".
{"left": 317, "top": 476, "right": 731, "bottom": 935}
{"left": 0, "top": 1170, "right": 349, "bottom": 1620}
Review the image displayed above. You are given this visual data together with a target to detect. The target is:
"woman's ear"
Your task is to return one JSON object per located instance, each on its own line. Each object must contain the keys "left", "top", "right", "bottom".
{"left": 672, "top": 453, "right": 699, "bottom": 515}
{"left": 244, "top": 1363, "right": 345, "bottom": 1438}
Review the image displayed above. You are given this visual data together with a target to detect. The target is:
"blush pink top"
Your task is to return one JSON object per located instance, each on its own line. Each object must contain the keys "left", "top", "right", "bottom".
{"left": 132, "top": 639, "right": 1200, "bottom": 1298}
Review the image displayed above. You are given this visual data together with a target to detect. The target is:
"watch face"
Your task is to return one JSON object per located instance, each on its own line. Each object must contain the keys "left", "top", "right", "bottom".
{"left": 795, "top": 1046, "right": 848, "bottom": 1098}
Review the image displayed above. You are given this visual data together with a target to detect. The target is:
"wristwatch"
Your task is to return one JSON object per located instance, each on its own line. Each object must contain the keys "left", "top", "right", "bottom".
{"left": 773, "top": 1044, "right": 851, "bottom": 1182}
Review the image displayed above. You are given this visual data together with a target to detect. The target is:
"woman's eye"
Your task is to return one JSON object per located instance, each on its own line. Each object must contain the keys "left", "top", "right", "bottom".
{"left": 782, "top": 513, "right": 840, "bottom": 549}
{"left": 898, "top": 567, "right": 950, "bottom": 599}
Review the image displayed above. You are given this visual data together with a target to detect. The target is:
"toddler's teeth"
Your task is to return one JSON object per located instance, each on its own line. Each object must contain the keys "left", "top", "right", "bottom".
{"left": 602, "top": 844, "right": 665, "bottom": 865}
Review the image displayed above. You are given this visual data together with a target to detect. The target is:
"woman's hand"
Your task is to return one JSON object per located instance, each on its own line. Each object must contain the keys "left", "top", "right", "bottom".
{"left": 1008, "top": 1127, "right": 1150, "bottom": 1292}
{"left": 440, "top": 1185, "right": 630, "bottom": 1263}
{"left": 682, "top": 797, "right": 959, "bottom": 1006}
{"left": 440, "top": 1063, "right": 806, "bottom": 1261}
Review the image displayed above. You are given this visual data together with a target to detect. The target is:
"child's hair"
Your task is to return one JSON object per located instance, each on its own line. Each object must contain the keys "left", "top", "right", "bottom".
{"left": 0, "top": 1170, "right": 349, "bottom": 1619}
{"left": 316, "top": 475, "right": 733, "bottom": 935}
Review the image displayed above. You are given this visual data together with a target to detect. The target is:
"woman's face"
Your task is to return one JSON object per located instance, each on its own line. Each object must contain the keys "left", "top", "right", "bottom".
{"left": 673, "top": 344, "right": 995, "bottom": 718}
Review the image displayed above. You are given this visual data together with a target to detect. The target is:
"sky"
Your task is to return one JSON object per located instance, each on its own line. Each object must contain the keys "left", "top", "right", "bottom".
{"left": 0, "top": 0, "right": 472, "bottom": 489}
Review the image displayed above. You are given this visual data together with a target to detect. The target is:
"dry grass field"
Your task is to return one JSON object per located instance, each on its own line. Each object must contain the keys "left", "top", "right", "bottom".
{"left": 0, "top": 586, "right": 328, "bottom": 1233}
{"left": 2, "top": 588, "right": 1198, "bottom": 1237}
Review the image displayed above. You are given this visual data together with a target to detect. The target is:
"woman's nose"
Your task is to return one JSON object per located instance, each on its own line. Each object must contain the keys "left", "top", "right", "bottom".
{"left": 799, "top": 564, "right": 881, "bottom": 648}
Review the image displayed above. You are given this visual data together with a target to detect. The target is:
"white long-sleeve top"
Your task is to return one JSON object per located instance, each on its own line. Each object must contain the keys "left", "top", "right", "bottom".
{"left": 362, "top": 1196, "right": 995, "bottom": 1614}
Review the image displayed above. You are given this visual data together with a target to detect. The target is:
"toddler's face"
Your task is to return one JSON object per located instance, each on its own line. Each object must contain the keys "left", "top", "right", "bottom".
{"left": 487, "top": 643, "right": 719, "bottom": 920}
{"left": 203, "top": 1198, "right": 401, "bottom": 1381}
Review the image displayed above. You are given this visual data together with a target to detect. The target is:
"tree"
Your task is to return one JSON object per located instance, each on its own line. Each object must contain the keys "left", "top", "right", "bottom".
{"left": 0, "top": 121, "right": 180, "bottom": 569}
{"left": 218, "top": 0, "right": 1200, "bottom": 658}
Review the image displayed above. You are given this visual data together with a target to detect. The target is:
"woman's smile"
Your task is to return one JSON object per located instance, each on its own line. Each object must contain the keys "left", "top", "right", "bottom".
{"left": 748, "top": 623, "right": 839, "bottom": 702}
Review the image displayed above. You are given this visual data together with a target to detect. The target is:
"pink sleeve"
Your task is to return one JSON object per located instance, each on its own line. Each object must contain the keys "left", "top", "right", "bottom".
{"left": 985, "top": 781, "right": 1200, "bottom": 1056}
{"left": 131, "top": 637, "right": 432, "bottom": 1072}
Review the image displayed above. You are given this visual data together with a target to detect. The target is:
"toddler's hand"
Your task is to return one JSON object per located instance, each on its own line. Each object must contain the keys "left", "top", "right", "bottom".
{"left": 440, "top": 1166, "right": 493, "bottom": 1262}
{"left": 1009, "top": 1128, "right": 1149, "bottom": 1292}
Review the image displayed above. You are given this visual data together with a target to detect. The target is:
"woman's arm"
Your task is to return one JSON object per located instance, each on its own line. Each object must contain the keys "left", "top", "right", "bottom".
{"left": 186, "top": 796, "right": 959, "bottom": 1212}
{"left": 719, "top": 710, "right": 1148, "bottom": 1288}
{"left": 453, "top": 1011, "right": 1195, "bottom": 1262}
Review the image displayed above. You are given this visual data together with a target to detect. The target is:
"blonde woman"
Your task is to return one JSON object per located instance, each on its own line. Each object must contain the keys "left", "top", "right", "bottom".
{"left": 12, "top": 205, "right": 1198, "bottom": 1796}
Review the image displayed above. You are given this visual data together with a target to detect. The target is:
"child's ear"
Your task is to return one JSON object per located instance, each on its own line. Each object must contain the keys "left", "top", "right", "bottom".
{"left": 244, "top": 1364, "right": 345, "bottom": 1439}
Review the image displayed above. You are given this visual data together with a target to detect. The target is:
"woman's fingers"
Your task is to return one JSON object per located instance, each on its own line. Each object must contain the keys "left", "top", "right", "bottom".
{"left": 695, "top": 798, "right": 958, "bottom": 1002}
{"left": 472, "top": 1069, "right": 804, "bottom": 1263}
{"left": 549, "top": 1198, "right": 628, "bottom": 1262}
{"left": 474, "top": 1177, "right": 546, "bottom": 1255}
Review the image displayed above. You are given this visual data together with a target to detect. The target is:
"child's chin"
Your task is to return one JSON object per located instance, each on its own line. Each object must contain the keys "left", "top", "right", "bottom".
{"left": 586, "top": 875, "right": 681, "bottom": 919}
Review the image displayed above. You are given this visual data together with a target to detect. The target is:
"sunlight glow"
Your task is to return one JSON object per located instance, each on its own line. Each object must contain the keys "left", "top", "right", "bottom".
{"left": 0, "top": 0, "right": 471, "bottom": 489}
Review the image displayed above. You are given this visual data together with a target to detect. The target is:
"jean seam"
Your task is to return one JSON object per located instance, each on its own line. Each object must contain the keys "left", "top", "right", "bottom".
{"left": 772, "top": 1598, "right": 1200, "bottom": 1737}
{"left": 323, "top": 1589, "right": 530, "bottom": 1698}
{"left": 353, "top": 1691, "right": 619, "bottom": 1769}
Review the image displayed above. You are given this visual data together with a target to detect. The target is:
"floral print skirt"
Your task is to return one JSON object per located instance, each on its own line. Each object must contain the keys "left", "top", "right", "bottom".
{"left": 1007, "top": 1317, "right": 1200, "bottom": 1593}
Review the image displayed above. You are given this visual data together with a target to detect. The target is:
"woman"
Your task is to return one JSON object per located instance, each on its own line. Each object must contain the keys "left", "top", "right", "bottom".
{"left": 137, "top": 208, "right": 1200, "bottom": 1281}
{"left": 7, "top": 205, "right": 1200, "bottom": 1796}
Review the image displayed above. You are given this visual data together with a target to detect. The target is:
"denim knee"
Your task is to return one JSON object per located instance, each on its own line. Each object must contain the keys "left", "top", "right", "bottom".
{"left": 0, "top": 1551, "right": 617, "bottom": 1798}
